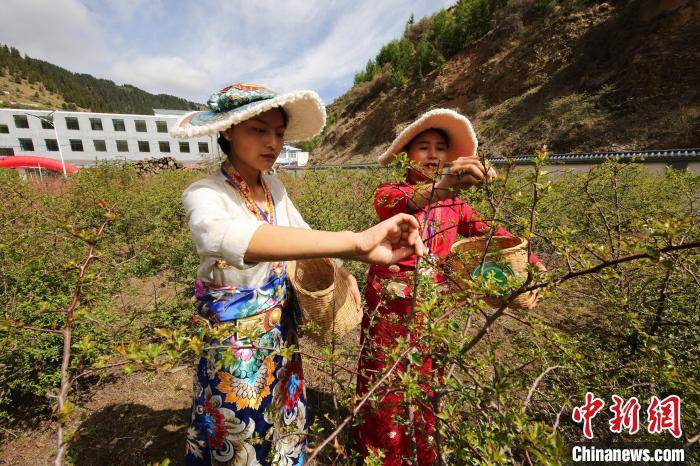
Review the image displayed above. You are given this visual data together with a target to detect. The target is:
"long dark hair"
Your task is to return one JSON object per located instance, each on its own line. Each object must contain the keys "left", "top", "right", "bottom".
{"left": 217, "top": 106, "right": 289, "bottom": 155}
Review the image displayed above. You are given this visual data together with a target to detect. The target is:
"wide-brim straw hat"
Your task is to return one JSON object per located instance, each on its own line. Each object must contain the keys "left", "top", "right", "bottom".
{"left": 170, "top": 83, "right": 326, "bottom": 142}
{"left": 378, "top": 108, "right": 478, "bottom": 165}
{"left": 286, "top": 258, "right": 361, "bottom": 344}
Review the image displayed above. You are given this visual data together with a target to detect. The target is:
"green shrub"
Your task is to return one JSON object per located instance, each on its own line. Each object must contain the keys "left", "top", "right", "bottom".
{"left": 0, "top": 165, "right": 200, "bottom": 421}
{"left": 1, "top": 161, "right": 697, "bottom": 464}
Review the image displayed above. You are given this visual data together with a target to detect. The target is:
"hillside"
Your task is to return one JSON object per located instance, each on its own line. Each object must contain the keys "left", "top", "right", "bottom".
{"left": 311, "top": 0, "right": 700, "bottom": 164}
{"left": 0, "top": 44, "right": 201, "bottom": 114}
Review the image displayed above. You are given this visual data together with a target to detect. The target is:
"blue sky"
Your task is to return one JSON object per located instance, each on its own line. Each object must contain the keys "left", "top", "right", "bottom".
{"left": 1, "top": 0, "right": 453, "bottom": 105}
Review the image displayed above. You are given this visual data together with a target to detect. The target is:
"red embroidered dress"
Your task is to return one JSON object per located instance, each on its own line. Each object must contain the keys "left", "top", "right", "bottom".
{"left": 354, "top": 182, "right": 539, "bottom": 465}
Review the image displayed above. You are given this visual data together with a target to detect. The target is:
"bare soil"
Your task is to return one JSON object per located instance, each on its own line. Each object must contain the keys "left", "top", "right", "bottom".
{"left": 0, "top": 267, "right": 595, "bottom": 465}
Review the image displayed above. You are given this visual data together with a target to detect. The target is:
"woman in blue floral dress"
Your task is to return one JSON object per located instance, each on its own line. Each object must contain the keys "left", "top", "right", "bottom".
{"left": 172, "top": 83, "right": 425, "bottom": 465}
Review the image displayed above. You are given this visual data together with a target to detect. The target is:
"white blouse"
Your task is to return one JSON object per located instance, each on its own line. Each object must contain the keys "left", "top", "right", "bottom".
{"left": 182, "top": 169, "right": 311, "bottom": 289}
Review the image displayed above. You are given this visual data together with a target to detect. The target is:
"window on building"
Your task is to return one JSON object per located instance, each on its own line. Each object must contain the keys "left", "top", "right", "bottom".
{"left": 116, "top": 140, "right": 129, "bottom": 152}
{"left": 198, "top": 142, "right": 209, "bottom": 153}
{"left": 65, "top": 117, "right": 80, "bottom": 130}
{"left": 0, "top": 124, "right": 8, "bottom": 134}
{"left": 156, "top": 120, "right": 168, "bottom": 133}
{"left": 0, "top": 147, "right": 14, "bottom": 156}
{"left": 158, "top": 141, "right": 170, "bottom": 152}
{"left": 94, "top": 140, "right": 107, "bottom": 152}
{"left": 113, "top": 119, "right": 126, "bottom": 131}
{"left": 179, "top": 142, "right": 190, "bottom": 153}
{"left": 41, "top": 118, "right": 53, "bottom": 129}
{"left": 90, "top": 118, "right": 103, "bottom": 131}
{"left": 135, "top": 120, "right": 147, "bottom": 132}
{"left": 19, "top": 138, "right": 34, "bottom": 151}
{"left": 45, "top": 139, "right": 59, "bottom": 151}
{"left": 138, "top": 140, "right": 150, "bottom": 152}
{"left": 69, "top": 139, "right": 83, "bottom": 151}
{"left": 14, "top": 115, "right": 29, "bottom": 129}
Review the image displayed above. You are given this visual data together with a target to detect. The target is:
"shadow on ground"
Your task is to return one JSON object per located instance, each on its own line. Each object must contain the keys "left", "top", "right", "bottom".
{"left": 70, "top": 403, "right": 189, "bottom": 465}
{"left": 68, "top": 387, "right": 349, "bottom": 465}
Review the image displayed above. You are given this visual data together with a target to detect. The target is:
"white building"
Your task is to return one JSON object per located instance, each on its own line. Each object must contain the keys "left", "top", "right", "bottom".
{"left": 0, "top": 108, "right": 217, "bottom": 165}
{"left": 276, "top": 144, "right": 309, "bottom": 166}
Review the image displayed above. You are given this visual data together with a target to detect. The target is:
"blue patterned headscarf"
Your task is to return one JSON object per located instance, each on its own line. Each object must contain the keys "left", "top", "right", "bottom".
{"left": 207, "top": 83, "right": 278, "bottom": 113}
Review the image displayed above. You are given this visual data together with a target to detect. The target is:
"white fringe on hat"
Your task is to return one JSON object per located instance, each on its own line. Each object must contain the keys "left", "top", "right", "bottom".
{"left": 378, "top": 108, "right": 478, "bottom": 165}
{"left": 170, "top": 90, "right": 326, "bottom": 142}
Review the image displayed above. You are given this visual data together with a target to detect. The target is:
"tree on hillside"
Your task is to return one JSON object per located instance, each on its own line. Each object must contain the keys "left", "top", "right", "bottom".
{"left": 350, "top": 0, "right": 511, "bottom": 92}
{"left": 415, "top": 37, "right": 443, "bottom": 77}
{"left": 0, "top": 44, "right": 201, "bottom": 114}
{"left": 377, "top": 39, "right": 415, "bottom": 87}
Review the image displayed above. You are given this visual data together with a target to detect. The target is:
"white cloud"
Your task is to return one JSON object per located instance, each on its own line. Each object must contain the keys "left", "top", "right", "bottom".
{"left": 0, "top": 0, "right": 109, "bottom": 72}
{"left": 88, "top": 0, "right": 166, "bottom": 22}
{"left": 254, "top": 0, "right": 404, "bottom": 91}
{"left": 110, "top": 55, "right": 210, "bottom": 96}
{"left": 1, "top": 0, "right": 455, "bottom": 103}
{"left": 249, "top": 0, "right": 453, "bottom": 100}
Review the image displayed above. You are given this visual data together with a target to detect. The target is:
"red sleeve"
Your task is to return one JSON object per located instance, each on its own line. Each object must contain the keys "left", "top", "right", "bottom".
{"left": 374, "top": 183, "right": 415, "bottom": 221}
{"left": 457, "top": 201, "right": 540, "bottom": 264}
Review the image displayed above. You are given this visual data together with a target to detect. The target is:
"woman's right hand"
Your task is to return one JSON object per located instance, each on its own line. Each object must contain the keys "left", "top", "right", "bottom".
{"left": 350, "top": 214, "right": 425, "bottom": 265}
{"left": 437, "top": 157, "right": 497, "bottom": 191}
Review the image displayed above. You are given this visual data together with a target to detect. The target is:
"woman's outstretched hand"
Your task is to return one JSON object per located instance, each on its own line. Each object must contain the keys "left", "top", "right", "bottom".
{"left": 351, "top": 213, "right": 424, "bottom": 265}
{"left": 438, "top": 156, "right": 497, "bottom": 191}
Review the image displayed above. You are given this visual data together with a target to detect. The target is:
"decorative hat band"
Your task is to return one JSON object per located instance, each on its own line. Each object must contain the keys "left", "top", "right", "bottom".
{"left": 207, "top": 83, "right": 278, "bottom": 113}
{"left": 169, "top": 82, "right": 326, "bottom": 141}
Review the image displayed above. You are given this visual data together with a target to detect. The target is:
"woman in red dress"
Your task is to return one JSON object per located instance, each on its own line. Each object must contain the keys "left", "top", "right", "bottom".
{"left": 354, "top": 109, "right": 545, "bottom": 465}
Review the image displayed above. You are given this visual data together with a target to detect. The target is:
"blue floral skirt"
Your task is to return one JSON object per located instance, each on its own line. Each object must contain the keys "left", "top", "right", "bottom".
{"left": 185, "top": 303, "right": 307, "bottom": 465}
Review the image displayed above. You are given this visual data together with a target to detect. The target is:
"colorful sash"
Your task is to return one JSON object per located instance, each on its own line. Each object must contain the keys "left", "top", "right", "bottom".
{"left": 193, "top": 276, "right": 286, "bottom": 322}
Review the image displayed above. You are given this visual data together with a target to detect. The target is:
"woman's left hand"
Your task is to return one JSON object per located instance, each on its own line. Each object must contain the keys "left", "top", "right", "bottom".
{"left": 352, "top": 213, "right": 425, "bottom": 264}
{"left": 520, "top": 289, "right": 543, "bottom": 309}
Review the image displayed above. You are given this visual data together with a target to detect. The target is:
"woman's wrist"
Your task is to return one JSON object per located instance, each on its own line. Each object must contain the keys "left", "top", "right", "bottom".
{"left": 337, "top": 230, "right": 360, "bottom": 260}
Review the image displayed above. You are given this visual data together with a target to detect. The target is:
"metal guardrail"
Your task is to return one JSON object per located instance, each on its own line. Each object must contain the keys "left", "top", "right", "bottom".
{"left": 279, "top": 149, "right": 700, "bottom": 170}
{"left": 488, "top": 148, "right": 700, "bottom": 165}
{"left": 280, "top": 162, "right": 377, "bottom": 171}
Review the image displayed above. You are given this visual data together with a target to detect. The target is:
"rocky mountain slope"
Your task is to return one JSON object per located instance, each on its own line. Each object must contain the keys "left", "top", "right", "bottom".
{"left": 312, "top": 0, "right": 699, "bottom": 164}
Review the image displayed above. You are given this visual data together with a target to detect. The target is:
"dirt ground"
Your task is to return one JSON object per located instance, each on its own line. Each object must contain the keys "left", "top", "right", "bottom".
{"left": 0, "top": 266, "right": 592, "bottom": 465}
{"left": 0, "top": 332, "right": 358, "bottom": 466}
{"left": 0, "top": 369, "right": 191, "bottom": 466}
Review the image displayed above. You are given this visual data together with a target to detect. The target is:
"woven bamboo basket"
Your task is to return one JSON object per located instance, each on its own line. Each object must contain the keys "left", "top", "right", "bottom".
{"left": 286, "top": 258, "right": 362, "bottom": 344}
{"left": 448, "top": 236, "right": 532, "bottom": 308}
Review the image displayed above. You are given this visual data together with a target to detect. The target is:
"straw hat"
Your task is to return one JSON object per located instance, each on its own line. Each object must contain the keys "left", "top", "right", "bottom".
{"left": 170, "top": 83, "right": 326, "bottom": 142}
{"left": 378, "top": 108, "right": 478, "bottom": 165}
{"left": 286, "top": 258, "right": 362, "bottom": 344}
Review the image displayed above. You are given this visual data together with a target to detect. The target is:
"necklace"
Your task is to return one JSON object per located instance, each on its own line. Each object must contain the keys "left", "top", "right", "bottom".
{"left": 221, "top": 160, "right": 275, "bottom": 223}
{"left": 220, "top": 160, "right": 284, "bottom": 277}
